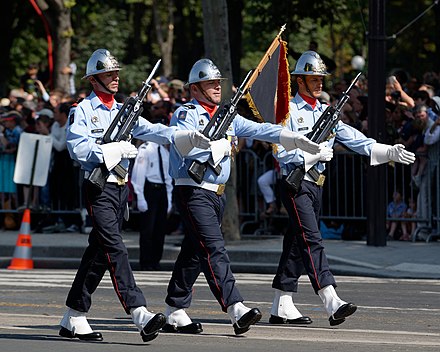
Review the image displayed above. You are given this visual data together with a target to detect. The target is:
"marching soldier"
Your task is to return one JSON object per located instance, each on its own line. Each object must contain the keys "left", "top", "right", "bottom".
{"left": 162, "top": 58, "right": 320, "bottom": 335}
{"left": 269, "top": 51, "right": 415, "bottom": 326}
{"left": 60, "top": 49, "right": 209, "bottom": 343}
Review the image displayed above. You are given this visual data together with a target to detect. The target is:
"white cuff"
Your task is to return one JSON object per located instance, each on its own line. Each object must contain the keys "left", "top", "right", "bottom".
{"left": 370, "top": 143, "right": 391, "bottom": 166}
{"left": 303, "top": 151, "right": 321, "bottom": 172}
{"left": 279, "top": 129, "right": 297, "bottom": 152}
{"left": 174, "top": 130, "right": 193, "bottom": 156}
{"left": 100, "top": 143, "right": 122, "bottom": 170}
{"left": 210, "top": 139, "right": 230, "bottom": 167}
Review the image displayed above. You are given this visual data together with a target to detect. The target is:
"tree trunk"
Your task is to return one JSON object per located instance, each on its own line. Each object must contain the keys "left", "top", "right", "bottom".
{"left": 44, "top": 0, "right": 72, "bottom": 92}
{"left": 201, "top": 0, "right": 240, "bottom": 241}
{"left": 152, "top": 0, "right": 174, "bottom": 77}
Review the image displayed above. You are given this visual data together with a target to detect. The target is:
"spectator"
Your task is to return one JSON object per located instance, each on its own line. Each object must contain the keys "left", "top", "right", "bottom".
{"left": 413, "top": 90, "right": 438, "bottom": 121}
{"left": 386, "top": 190, "right": 409, "bottom": 241}
{"left": 61, "top": 52, "right": 78, "bottom": 97}
{"left": 34, "top": 112, "right": 54, "bottom": 212}
{"left": 130, "top": 136, "right": 173, "bottom": 270}
{"left": 0, "top": 111, "right": 23, "bottom": 224}
{"left": 404, "top": 197, "right": 417, "bottom": 239}
{"left": 257, "top": 169, "right": 278, "bottom": 216}
{"left": 386, "top": 75, "right": 415, "bottom": 109}
{"left": 50, "top": 102, "right": 77, "bottom": 211}
{"left": 20, "top": 63, "right": 40, "bottom": 97}
{"left": 148, "top": 77, "right": 169, "bottom": 104}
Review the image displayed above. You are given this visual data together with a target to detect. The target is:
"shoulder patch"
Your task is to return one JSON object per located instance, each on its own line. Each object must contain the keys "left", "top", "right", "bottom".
{"left": 69, "top": 110, "right": 75, "bottom": 125}
{"left": 178, "top": 110, "right": 188, "bottom": 120}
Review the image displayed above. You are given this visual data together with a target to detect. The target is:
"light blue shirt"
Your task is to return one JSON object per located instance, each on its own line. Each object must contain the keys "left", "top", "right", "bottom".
{"left": 169, "top": 99, "right": 285, "bottom": 184}
{"left": 274, "top": 93, "right": 377, "bottom": 175}
{"left": 66, "top": 91, "right": 176, "bottom": 172}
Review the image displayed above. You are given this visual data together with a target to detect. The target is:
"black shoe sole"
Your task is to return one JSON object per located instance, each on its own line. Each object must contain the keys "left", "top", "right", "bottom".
{"left": 233, "top": 308, "right": 262, "bottom": 335}
{"left": 269, "top": 315, "right": 313, "bottom": 325}
{"left": 162, "top": 322, "right": 203, "bottom": 334}
{"left": 329, "top": 303, "right": 357, "bottom": 326}
{"left": 59, "top": 327, "right": 103, "bottom": 341}
{"left": 141, "top": 313, "right": 166, "bottom": 342}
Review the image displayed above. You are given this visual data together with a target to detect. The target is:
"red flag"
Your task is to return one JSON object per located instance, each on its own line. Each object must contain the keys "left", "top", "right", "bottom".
{"left": 245, "top": 27, "right": 290, "bottom": 125}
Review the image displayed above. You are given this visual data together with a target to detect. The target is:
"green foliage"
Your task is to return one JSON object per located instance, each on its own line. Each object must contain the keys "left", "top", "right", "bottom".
{"left": 118, "top": 57, "right": 155, "bottom": 94}
{"left": 4, "top": 0, "right": 439, "bottom": 94}
{"left": 9, "top": 29, "right": 47, "bottom": 89}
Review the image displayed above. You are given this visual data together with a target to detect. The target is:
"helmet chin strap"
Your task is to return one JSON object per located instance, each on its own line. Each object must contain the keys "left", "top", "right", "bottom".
{"left": 93, "top": 75, "right": 116, "bottom": 94}
{"left": 196, "top": 83, "right": 217, "bottom": 105}
{"left": 301, "top": 75, "right": 315, "bottom": 99}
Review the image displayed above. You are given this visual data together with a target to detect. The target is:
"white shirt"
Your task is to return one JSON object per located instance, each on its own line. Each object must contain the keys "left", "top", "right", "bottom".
{"left": 51, "top": 121, "right": 67, "bottom": 152}
{"left": 131, "top": 141, "right": 173, "bottom": 212}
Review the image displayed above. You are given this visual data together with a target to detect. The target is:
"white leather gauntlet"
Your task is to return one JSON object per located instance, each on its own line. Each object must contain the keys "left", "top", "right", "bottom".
{"left": 279, "top": 129, "right": 320, "bottom": 154}
{"left": 370, "top": 143, "right": 415, "bottom": 166}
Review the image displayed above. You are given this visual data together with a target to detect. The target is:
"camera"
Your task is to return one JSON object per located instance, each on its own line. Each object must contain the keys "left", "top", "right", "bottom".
{"left": 390, "top": 90, "right": 401, "bottom": 100}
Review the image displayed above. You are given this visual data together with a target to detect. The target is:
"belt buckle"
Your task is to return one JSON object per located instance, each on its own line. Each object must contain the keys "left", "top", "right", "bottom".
{"left": 216, "top": 184, "right": 225, "bottom": 196}
{"left": 316, "top": 174, "right": 325, "bottom": 187}
{"left": 116, "top": 176, "right": 126, "bottom": 186}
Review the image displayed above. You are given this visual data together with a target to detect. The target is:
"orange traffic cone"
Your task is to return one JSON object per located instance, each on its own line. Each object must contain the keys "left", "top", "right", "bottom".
{"left": 8, "top": 208, "right": 33, "bottom": 270}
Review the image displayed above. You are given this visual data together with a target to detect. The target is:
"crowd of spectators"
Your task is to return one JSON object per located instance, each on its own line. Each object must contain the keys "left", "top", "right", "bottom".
{"left": 1, "top": 62, "right": 439, "bottom": 241}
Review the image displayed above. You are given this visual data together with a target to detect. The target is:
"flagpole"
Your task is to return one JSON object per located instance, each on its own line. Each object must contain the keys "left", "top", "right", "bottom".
{"left": 246, "top": 24, "right": 286, "bottom": 88}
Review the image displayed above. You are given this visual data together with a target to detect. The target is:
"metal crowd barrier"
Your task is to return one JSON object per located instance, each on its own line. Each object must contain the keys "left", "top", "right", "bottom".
{"left": 1, "top": 145, "right": 439, "bottom": 242}
{"left": 235, "top": 147, "right": 438, "bottom": 241}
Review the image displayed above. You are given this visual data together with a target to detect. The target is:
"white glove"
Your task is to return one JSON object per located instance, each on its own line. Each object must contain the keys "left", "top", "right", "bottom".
{"left": 370, "top": 143, "right": 415, "bottom": 166}
{"left": 387, "top": 144, "right": 416, "bottom": 164}
{"left": 119, "top": 141, "right": 138, "bottom": 158}
{"left": 174, "top": 130, "right": 211, "bottom": 156}
{"left": 137, "top": 198, "right": 148, "bottom": 212}
{"left": 100, "top": 141, "right": 138, "bottom": 171}
{"left": 303, "top": 142, "right": 333, "bottom": 171}
{"left": 279, "top": 129, "right": 320, "bottom": 154}
{"left": 318, "top": 143, "right": 333, "bottom": 161}
{"left": 210, "top": 138, "right": 231, "bottom": 167}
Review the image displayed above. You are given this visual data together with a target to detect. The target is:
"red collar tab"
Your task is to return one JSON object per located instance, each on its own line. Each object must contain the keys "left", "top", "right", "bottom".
{"left": 198, "top": 100, "right": 218, "bottom": 118}
{"left": 95, "top": 90, "right": 115, "bottom": 110}
{"left": 299, "top": 92, "right": 317, "bottom": 109}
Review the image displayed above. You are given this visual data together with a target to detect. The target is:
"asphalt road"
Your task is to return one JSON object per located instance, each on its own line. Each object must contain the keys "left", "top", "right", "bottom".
{"left": 0, "top": 269, "right": 439, "bottom": 352}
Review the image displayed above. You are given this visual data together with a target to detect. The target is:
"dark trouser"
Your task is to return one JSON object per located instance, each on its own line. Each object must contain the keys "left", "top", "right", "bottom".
{"left": 66, "top": 181, "right": 146, "bottom": 314}
{"left": 165, "top": 186, "right": 243, "bottom": 312}
{"left": 139, "top": 182, "right": 167, "bottom": 268}
{"left": 272, "top": 179, "right": 336, "bottom": 294}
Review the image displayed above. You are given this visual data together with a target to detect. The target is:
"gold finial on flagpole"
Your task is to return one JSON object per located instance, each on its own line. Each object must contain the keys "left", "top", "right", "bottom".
{"left": 278, "top": 24, "right": 286, "bottom": 37}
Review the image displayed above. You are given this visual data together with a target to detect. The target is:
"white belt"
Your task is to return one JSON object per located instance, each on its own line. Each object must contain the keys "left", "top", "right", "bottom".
{"left": 175, "top": 179, "right": 226, "bottom": 195}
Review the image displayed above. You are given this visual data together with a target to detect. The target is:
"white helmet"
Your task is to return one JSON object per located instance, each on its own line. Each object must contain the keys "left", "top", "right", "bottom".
{"left": 82, "top": 49, "right": 121, "bottom": 79}
{"left": 186, "top": 59, "right": 226, "bottom": 86}
{"left": 291, "top": 51, "right": 330, "bottom": 76}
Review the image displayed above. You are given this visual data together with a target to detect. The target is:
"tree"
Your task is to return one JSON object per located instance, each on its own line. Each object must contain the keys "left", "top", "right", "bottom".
{"left": 0, "top": 1, "right": 35, "bottom": 96}
{"left": 152, "top": 0, "right": 175, "bottom": 77}
{"left": 201, "top": 0, "right": 241, "bottom": 241}
{"left": 42, "top": 0, "right": 74, "bottom": 93}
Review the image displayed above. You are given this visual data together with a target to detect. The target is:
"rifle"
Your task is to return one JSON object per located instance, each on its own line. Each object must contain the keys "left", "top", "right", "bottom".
{"left": 187, "top": 70, "right": 254, "bottom": 184}
{"left": 285, "top": 72, "right": 362, "bottom": 193}
{"left": 87, "top": 59, "right": 161, "bottom": 191}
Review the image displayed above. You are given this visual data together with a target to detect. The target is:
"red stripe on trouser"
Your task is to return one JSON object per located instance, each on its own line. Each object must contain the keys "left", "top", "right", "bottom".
{"left": 185, "top": 203, "right": 227, "bottom": 310}
{"left": 86, "top": 186, "right": 129, "bottom": 313}
{"left": 289, "top": 193, "right": 322, "bottom": 291}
